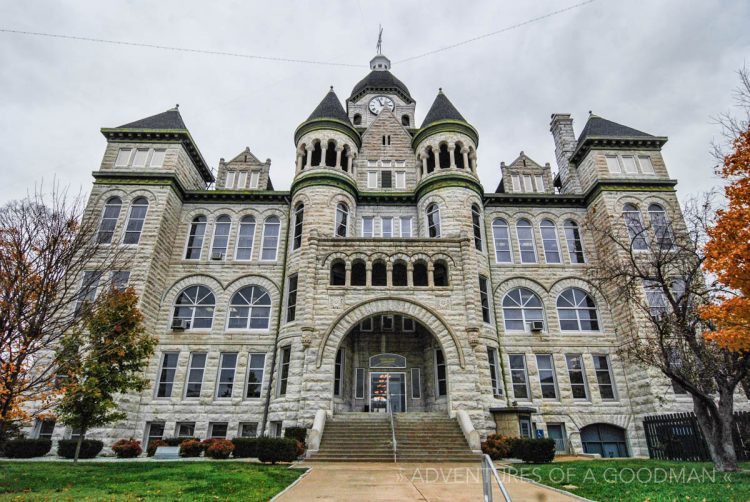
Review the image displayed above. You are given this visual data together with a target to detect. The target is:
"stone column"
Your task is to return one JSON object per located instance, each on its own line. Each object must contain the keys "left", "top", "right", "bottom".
{"left": 366, "top": 261, "right": 372, "bottom": 287}
{"left": 462, "top": 149, "right": 469, "bottom": 170}
{"left": 345, "top": 263, "right": 351, "bottom": 286}
{"left": 427, "top": 262, "right": 435, "bottom": 287}
{"left": 449, "top": 145, "right": 456, "bottom": 169}
{"left": 305, "top": 146, "right": 313, "bottom": 169}
{"left": 335, "top": 147, "right": 343, "bottom": 169}
{"left": 296, "top": 152, "right": 304, "bottom": 172}
{"left": 386, "top": 262, "right": 393, "bottom": 287}
{"left": 421, "top": 156, "right": 428, "bottom": 177}
{"left": 347, "top": 155, "right": 354, "bottom": 175}
{"left": 407, "top": 262, "right": 414, "bottom": 287}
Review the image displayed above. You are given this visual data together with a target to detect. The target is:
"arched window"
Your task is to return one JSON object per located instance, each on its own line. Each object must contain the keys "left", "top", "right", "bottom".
{"left": 324, "top": 140, "right": 337, "bottom": 167}
{"left": 426, "top": 203, "right": 441, "bottom": 238}
{"left": 235, "top": 215, "right": 256, "bottom": 260}
{"left": 392, "top": 260, "right": 407, "bottom": 286}
{"left": 210, "top": 215, "right": 231, "bottom": 259}
{"left": 413, "top": 261, "right": 428, "bottom": 286}
{"left": 372, "top": 260, "right": 387, "bottom": 286}
{"left": 340, "top": 147, "right": 349, "bottom": 172}
{"left": 433, "top": 260, "right": 449, "bottom": 286}
{"left": 330, "top": 260, "right": 346, "bottom": 286}
{"left": 648, "top": 203, "right": 673, "bottom": 249}
{"left": 185, "top": 215, "right": 207, "bottom": 259}
{"left": 516, "top": 219, "right": 537, "bottom": 263}
{"left": 353, "top": 114, "right": 362, "bottom": 126}
{"left": 426, "top": 148, "right": 436, "bottom": 173}
{"left": 540, "top": 219, "right": 561, "bottom": 264}
{"left": 335, "top": 203, "right": 349, "bottom": 237}
{"left": 97, "top": 196, "right": 122, "bottom": 244}
{"left": 438, "top": 143, "right": 450, "bottom": 168}
{"left": 401, "top": 115, "right": 410, "bottom": 127}
{"left": 581, "top": 424, "right": 629, "bottom": 458}
{"left": 502, "top": 287, "right": 544, "bottom": 331}
{"left": 455, "top": 143, "right": 465, "bottom": 169}
{"left": 471, "top": 204, "right": 483, "bottom": 251}
{"left": 292, "top": 203, "right": 304, "bottom": 250}
{"left": 311, "top": 141, "right": 322, "bottom": 167}
{"left": 173, "top": 285, "right": 215, "bottom": 329}
{"left": 351, "top": 260, "right": 366, "bottom": 286}
{"left": 564, "top": 220, "right": 585, "bottom": 263}
{"left": 557, "top": 288, "right": 600, "bottom": 331}
{"left": 123, "top": 197, "right": 149, "bottom": 244}
{"left": 261, "top": 216, "right": 280, "bottom": 260}
{"left": 492, "top": 218, "right": 512, "bottom": 263}
{"left": 228, "top": 285, "right": 272, "bottom": 330}
{"left": 623, "top": 203, "right": 648, "bottom": 250}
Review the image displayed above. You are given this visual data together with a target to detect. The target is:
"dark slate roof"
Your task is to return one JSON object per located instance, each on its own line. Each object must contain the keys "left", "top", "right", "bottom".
{"left": 307, "top": 89, "right": 351, "bottom": 123}
{"left": 577, "top": 115, "right": 653, "bottom": 142}
{"left": 420, "top": 90, "right": 467, "bottom": 128}
{"left": 350, "top": 70, "right": 412, "bottom": 103}
{"left": 117, "top": 107, "right": 187, "bottom": 130}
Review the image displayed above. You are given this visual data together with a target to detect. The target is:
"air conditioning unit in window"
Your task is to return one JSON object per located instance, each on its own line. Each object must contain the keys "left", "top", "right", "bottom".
{"left": 530, "top": 321, "right": 544, "bottom": 332}
{"left": 171, "top": 319, "right": 190, "bottom": 330}
{"left": 211, "top": 251, "right": 225, "bottom": 260}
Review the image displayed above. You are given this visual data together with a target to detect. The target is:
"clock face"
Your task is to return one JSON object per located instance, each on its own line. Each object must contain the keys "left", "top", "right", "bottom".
{"left": 369, "top": 96, "right": 395, "bottom": 115}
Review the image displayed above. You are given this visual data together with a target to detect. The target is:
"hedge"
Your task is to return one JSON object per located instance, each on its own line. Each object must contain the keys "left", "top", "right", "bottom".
{"left": 512, "top": 438, "right": 555, "bottom": 464}
{"left": 481, "top": 434, "right": 513, "bottom": 460}
{"left": 256, "top": 437, "right": 298, "bottom": 464}
{"left": 111, "top": 439, "right": 142, "bottom": 458}
{"left": 2, "top": 439, "right": 52, "bottom": 458}
{"left": 57, "top": 439, "right": 104, "bottom": 459}
{"left": 205, "top": 439, "right": 234, "bottom": 459}
{"left": 179, "top": 439, "right": 203, "bottom": 457}
{"left": 232, "top": 438, "right": 259, "bottom": 458}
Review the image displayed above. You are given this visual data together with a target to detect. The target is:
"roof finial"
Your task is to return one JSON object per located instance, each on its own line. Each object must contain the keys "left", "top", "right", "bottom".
{"left": 175, "top": 103, "right": 179, "bottom": 110}
{"left": 330, "top": 85, "right": 334, "bottom": 91}
{"left": 376, "top": 25, "right": 383, "bottom": 55}
{"left": 588, "top": 110, "right": 593, "bottom": 116}
{"left": 438, "top": 87, "right": 443, "bottom": 93}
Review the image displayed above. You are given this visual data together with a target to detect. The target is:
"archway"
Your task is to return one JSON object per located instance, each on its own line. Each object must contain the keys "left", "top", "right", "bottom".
{"left": 580, "top": 423, "right": 629, "bottom": 458}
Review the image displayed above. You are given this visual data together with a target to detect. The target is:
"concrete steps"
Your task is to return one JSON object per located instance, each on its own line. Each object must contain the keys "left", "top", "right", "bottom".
{"left": 394, "top": 414, "right": 480, "bottom": 462}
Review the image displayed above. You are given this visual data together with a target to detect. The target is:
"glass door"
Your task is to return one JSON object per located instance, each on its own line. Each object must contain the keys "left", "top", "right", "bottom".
{"left": 369, "top": 372, "right": 406, "bottom": 413}
{"left": 547, "top": 424, "right": 567, "bottom": 452}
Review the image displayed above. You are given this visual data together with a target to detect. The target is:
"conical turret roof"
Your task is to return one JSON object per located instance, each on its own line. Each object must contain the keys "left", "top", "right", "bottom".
{"left": 307, "top": 88, "right": 351, "bottom": 124}
{"left": 420, "top": 90, "right": 467, "bottom": 128}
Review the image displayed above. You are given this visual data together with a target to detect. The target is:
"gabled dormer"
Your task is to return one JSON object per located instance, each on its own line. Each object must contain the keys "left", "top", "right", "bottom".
{"left": 357, "top": 108, "right": 416, "bottom": 192}
{"left": 100, "top": 106, "right": 213, "bottom": 190}
{"left": 217, "top": 147, "right": 273, "bottom": 190}
{"left": 496, "top": 152, "right": 553, "bottom": 194}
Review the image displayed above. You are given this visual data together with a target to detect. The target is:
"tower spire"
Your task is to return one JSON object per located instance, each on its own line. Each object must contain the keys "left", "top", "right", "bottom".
{"left": 376, "top": 25, "right": 383, "bottom": 55}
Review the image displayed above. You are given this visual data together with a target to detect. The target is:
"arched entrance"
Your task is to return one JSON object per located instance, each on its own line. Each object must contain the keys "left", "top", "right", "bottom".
{"left": 581, "top": 423, "right": 629, "bottom": 458}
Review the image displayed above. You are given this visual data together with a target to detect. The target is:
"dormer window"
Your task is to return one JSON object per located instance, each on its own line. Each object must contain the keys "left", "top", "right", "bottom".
{"left": 226, "top": 171, "right": 236, "bottom": 189}
{"left": 115, "top": 148, "right": 132, "bottom": 167}
{"left": 115, "top": 147, "right": 167, "bottom": 168}
{"left": 249, "top": 171, "right": 260, "bottom": 189}
{"left": 132, "top": 149, "right": 149, "bottom": 168}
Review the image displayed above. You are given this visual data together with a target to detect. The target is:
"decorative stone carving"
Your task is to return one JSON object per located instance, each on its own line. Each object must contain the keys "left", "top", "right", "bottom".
{"left": 301, "top": 325, "right": 315, "bottom": 349}
{"left": 466, "top": 326, "right": 480, "bottom": 347}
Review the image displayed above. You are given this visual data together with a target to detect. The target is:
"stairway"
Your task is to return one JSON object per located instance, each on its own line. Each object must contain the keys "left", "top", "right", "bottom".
{"left": 395, "top": 413, "right": 480, "bottom": 462}
{"left": 308, "top": 412, "right": 479, "bottom": 462}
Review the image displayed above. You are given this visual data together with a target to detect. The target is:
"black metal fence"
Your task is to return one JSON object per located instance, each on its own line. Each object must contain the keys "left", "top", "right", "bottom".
{"left": 643, "top": 411, "right": 750, "bottom": 461}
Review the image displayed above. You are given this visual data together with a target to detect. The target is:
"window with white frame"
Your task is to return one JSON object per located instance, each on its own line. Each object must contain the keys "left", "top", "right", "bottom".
{"left": 335, "top": 203, "right": 348, "bottom": 237}
{"left": 184, "top": 352, "right": 206, "bottom": 398}
{"left": 210, "top": 215, "right": 231, "bottom": 259}
{"left": 208, "top": 422, "right": 228, "bottom": 438}
{"left": 122, "top": 197, "right": 148, "bottom": 244}
{"left": 362, "top": 216, "right": 374, "bottom": 237}
{"left": 557, "top": 288, "right": 600, "bottom": 331}
{"left": 472, "top": 204, "right": 483, "bottom": 251}
{"left": 502, "top": 287, "right": 544, "bottom": 331}
{"left": 426, "top": 203, "right": 441, "bottom": 238}
{"left": 623, "top": 204, "right": 648, "bottom": 250}
{"left": 400, "top": 216, "right": 412, "bottom": 237}
{"left": 115, "top": 148, "right": 132, "bottom": 167}
{"left": 643, "top": 280, "right": 668, "bottom": 318}
{"left": 593, "top": 354, "right": 617, "bottom": 400}
{"left": 239, "top": 422, "right": 258, "bottom": 437}
{"left": 228, "top": 285, "right": 272, "bottom": 330}
{"left": 534, "top": 175, "right": 545, "bottom": 192}
{"left": 508, "top": 354, "right": 529, "bottom": 399}
{"left": 286, "top": 274, "right": 298, "bottom": 322}
{"left": 261, "top": 216, "right": 280, "bottom": 260}
{"left": 277, "top": 347, "right": 291, "bottom": 396}
{"left": 185, "top": 216, "right": 207, "bottom": 259}
{"left": 216, "top": 353, "right": 238, "bottom": 398}
{"left": 156, "top": 352, "right": 179, "bottom": 398}
{"left": 367, "top": 171, "right": 377, "bottom": 188}
{"left": 172, "top": 285, "right": 215, "bottom": 330}
{"left": 36, "top": 419, "right": 55, "bottom": 440}
{"left": 516, "top": 219, "right": 537, "bottom": 263}
{"left": 235, "top": 215, "right": 255, "bottom": 260}
{"left": 292, "top": 203, "right": 304, "bottom": 250}
{"left": 176, "top": 422, "right": 195, "bottom": 438}
{"left": 648, "top": 203, "right": 674, "bottom": 249}
{"left": 523, "top": 175, "right": 533, "bottom": 192}
{"left": 112, "top": 271, "right": 130, "bottom": 290}
{"left": 512, "top": 175, "right": 522, "bottom": 192}
{"left": 435, "top": 349, "right": 447, "bottom": 396}
{"left": 621, "top": 155, "right": 638, "bottom": 173}
{"left": 479, "top": 276, "right": 491, "bottom": 323}
{"left": 492, "top": 218, "right": 513, "bottom": 263}
{"left": 237, "top": 171, "right": 247, "bottom": 189}
{"left": 381, "top": 217, "right": 393, "bottom": 238}
{"left": 97, "top": 197, "right": 122, "bottom": 244}
{"left": 132, "top": 149, "right": 149, "bottom": 167}
{"left": 249, "top": 171, "right": 260, "bottom": 189}
{"left": 145, "top": 422, "right": 165, "bottom": 445}
{"left": 487, "top": 347, "right": 503, "bottom": 397}
{"left": 75, "top": 271, "right": 101, "bottom": 315}
{"left": 565, "top": 354, "right": 589, "bottom": 399}
{"left": 536, "top": 354, "right": 558, "bottom": 399}
{"left": 540, "top": 219, "right": 561, "bottom": 263}
{"left": 246, "top": 353, "right": 266, "bottom": 398}
{"left": 563, "top": 220, "right": 586, "bottom": 263}
{"left": 225, "top": 171, "right": 236, "bottom": 189}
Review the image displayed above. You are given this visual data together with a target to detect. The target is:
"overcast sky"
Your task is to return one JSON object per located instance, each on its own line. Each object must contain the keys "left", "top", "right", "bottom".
{"left": 1, "top": 0, "right": 748, "bottom": 204}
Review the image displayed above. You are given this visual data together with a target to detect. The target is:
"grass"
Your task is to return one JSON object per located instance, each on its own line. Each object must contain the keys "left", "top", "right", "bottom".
{"left": 0, "top": 461, "right": 304, "bottom": 501}
{"left": 504, "top": 459, "right": 750, "bottom": 502}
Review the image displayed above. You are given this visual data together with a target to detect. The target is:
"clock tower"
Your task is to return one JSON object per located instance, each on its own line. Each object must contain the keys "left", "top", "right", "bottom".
{"left": 347, "top": 53, "right": 416, "bottom": 129}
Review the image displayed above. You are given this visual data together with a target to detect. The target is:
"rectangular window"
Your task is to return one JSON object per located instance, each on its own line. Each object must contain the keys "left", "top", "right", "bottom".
{"left": 381, "top": 315, "right": 394, "bottom": 331}
{"left": 638, "top": 155, "right": 655, "bottom": 174}
{"left": 149, "top": 149, "right": 166, "bottom": 167}
{"left": 36, "top": 419, "right": 55, "bottom": 440}
{"left": 360, "top": 318, "right": 373, "bottom": 331}
{"left": 534, "top": 175, "right": 545, "bottom": 192}
{"left": 643, "top": 280, "right": 668, "bottom": 318}
{"left": 216, "top": 352, "right": 238, "bottom": 398}
{"left": 286, "top": 274, "right": 298, "bottom": 322}
{"left": 146, "top": 422, "right": 165, "bottom": 445}
{"left": 362, "top": 216, "right": 374, "bottom": 238}
{"left": 239, "top": 422, "right": 258, "bottom": 437}
{"left": 487, "top": 348, "right": 502, "bottom": 397}
{"left": 132, "top": 149, "right": 149, "bottom": 167}
{"left": 540, "top": 224, "right": 561, "bottom": 264}
{"left": 236, "top": 171, "right": 247, "bottom": 189}
{"left": 334, "top": 349, "right": 344, "bottom": 396}
{"left": 621, "top": 155, "right": 638, "bottom": 173}
{"left": 509, "top": 354, "right": 529, "bottom": 400}
{"left": 536, "top": 355, "right": 559, "bottom": 399}
{"left": 523, "top": 175, "right": 533, "bottom": 192}
{"left": 184, "top": 352, "right": 207, "bottom": 398}
{"left": 225, "top": 171, "right": 236, "bottom": 189}
{"left": 381, "top": 217, "right": 393, "bottom": 238}
{"left": 605, "top": 155, "right": 621, "bottom": 173}
{"left": 400, "top": 217, "right": 412, "bottom": 237}
{"left": 261, "top": 219, "right": 280, "bottom": 261}
{"left": 593, "top": 355, "right": 617, "bottom": 400}
{"left": 249, "top": 171, "right": 260, "bottom": 189}
{"left": 114, "top": 148, "right": 132, "bottom": 167}
{"left": 380, "top": 170, "right": 393, "bottom": 188}
{"left": 565, "top": 354, "right": 589, "bottom": 400}
{"left": 208, "top": 422, "right": 228, "bottom": 439}
{"left": 271, "top": 422, "right": 283, "bottom": 438}
{"left": 367, "top": 171, "right": 377, "bottom": 188}
{"left": 411, "top": 368, "right": 422, "bottom": 399}
{"left": 156, "top": 352, "right": 179, "bottom": 398}
{"left": 112, "top": 271, "right": 130, "bottom": 290}
{"left": 75, "top": 271, "right": 101, "bottom": 314}
{"left": 402, "top": 317, "right": 415, "bottom": 332}
{"left": 512, "top": 175, "right": 522, "bottom": 192}
{"left": 479, "top": 276, "right": 491, "bottom": 323}
{"left": 435, "top": 349, "right": 447, "bottom": 397}
{"left": 516, "top": 224, "right": 537, "bottom": 263}
{"left": 355, "top": 368, "right": 365, "bottom": 399}
{"left": 395, "top": 171, "right": 406, "bottom": 189}
{"left": 278, "top": 347, "right": 291, "bottom": 396}
{"left": 246, "top": 353, "right": 266, "bottom": 398}
{"left": 176, "top": 422, "right": 195, "bottom": 438}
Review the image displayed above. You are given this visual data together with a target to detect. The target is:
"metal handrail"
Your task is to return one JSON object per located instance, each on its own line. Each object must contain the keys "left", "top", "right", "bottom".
{"left": 481, "top": 454, "right": 512, "bottom": 502}
{"left": 387, "top": 374, "right": 397, "bottom": 463}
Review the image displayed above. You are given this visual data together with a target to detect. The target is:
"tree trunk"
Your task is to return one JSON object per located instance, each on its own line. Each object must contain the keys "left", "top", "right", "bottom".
{"left": 693, "top": 392, "right": 738, "bottom": 471}
{"left": 73, "top": 427, "right": 86, "bottom": 464}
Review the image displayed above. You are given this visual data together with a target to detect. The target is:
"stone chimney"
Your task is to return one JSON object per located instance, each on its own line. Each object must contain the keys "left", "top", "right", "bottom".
{"left": 550, "top": 114, "right": 581, "bottom": 194}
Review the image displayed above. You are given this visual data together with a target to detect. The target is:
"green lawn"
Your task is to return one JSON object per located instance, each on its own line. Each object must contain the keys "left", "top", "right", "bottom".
{"left": 504, "top": 459, "right": 750, "bottom": 502}
{"left": 0, "top": 461, "right": 303, "bottom": 501}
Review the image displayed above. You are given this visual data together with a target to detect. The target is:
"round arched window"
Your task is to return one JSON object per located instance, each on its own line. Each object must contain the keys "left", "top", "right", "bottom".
{"left": 173, "top": 285, "right": 216, "bottom": 329}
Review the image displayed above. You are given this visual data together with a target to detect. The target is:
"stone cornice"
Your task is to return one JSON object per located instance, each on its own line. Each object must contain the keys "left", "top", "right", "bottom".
{"left": 290, "top": 170, "right": 359, "bottom": 199}
{"left": 100, "top": 128, "right": 215, "bottom": 183}
{"left": 570, "top": 135, "right": 668, "bottom": 165}
{"left": 412, "top": 119, "right": 480, "bottom": 149}
{"left": 294, "top": 118, "right": 361, "bottom": 147}
{"left": 416, "top": 173, "right": 484, "bottom": 200}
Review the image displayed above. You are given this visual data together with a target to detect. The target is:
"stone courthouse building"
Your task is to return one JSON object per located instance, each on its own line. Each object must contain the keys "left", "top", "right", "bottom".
{"left": 33, "top": 51, "right": 708, "bottom": 459}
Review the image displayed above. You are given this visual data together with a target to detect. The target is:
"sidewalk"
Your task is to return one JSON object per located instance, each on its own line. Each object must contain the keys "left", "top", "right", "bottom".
{"left": 276, "top": 461, "right": 582, "bottom": 501}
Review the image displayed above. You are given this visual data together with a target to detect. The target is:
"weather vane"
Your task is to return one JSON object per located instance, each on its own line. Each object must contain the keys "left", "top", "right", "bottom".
{"left": 376, "top": 25, "right": 383, "bottom": 55}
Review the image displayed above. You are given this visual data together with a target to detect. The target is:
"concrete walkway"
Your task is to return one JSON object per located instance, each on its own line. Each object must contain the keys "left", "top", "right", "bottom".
{"left": 276, "top": 461, "right": 581, "bottom": 501}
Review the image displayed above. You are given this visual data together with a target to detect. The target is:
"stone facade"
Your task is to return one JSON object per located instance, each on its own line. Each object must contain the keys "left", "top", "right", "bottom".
{"left": 26, "top": 53, "right": 749, "bottom": 458}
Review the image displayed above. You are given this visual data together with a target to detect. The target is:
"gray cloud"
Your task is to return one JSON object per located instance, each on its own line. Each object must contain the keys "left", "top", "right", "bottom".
{"left": 1, "top": 0, "right": 748, "bottom": 203}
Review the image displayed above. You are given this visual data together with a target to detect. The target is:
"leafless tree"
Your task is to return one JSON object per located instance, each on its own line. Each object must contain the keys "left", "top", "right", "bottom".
{"left": 0, "top": 183, "right": 129, "bottom": 440}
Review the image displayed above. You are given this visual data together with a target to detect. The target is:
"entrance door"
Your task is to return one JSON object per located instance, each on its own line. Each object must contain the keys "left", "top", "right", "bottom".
{"left": 369, "top": 372, "right": 406, "bottom": 413}
{"left": 547, "top": 424, "right": 567, "bottom": 453}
